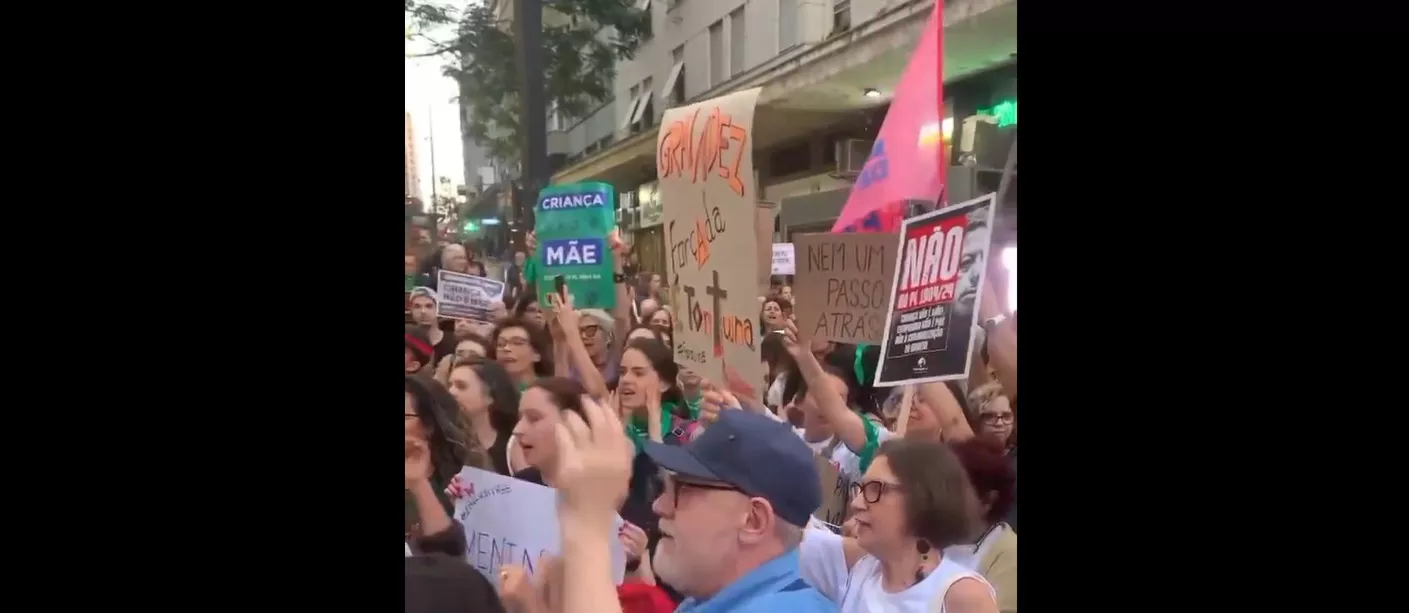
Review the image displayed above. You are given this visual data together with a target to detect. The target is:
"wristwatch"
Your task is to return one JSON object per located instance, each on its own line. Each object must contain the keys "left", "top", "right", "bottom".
{"left": 981, "top": 313, "right": 1008, "bottom": 332}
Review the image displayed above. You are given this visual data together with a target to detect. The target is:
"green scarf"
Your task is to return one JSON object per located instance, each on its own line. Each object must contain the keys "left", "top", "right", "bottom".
{"left": 625, "top": 397, "right": 701, "bottom": 453}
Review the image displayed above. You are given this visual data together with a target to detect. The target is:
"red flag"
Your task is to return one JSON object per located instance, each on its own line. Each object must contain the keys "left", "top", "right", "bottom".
{"left": 832, "top": 2, "right": 945, "bottom": 234}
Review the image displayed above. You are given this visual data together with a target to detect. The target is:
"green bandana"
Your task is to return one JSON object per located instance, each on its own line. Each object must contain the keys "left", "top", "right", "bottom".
{"left": 625, "top": 397, "right": 702, "bottom": 453}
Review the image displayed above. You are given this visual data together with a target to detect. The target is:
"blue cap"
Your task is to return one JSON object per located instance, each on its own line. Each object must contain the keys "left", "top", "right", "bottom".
{"left": 642, "top": 410, "right": 820, "bottom": 527}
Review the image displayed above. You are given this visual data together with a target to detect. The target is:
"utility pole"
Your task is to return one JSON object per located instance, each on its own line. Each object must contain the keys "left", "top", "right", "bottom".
{"left": 513, "top": 0, "right": 548, "bottom": 247}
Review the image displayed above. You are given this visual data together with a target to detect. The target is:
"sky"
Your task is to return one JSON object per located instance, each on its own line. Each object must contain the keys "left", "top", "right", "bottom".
{"left": 405, "top": 18, "right": 465, "bottom": 208}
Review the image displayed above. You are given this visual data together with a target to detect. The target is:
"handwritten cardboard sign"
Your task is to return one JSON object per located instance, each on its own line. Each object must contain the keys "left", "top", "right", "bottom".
{"left": 792, "top": 232, "right": 899, "bottom": 345}
{"left": 657, "top": 87, "right": 765, "bottom": 401}
{"left": 453, "top": 466, "right": 625, "bottom": 589}
{"left": 812, "top": 454, "right": 851, "bottom": 528}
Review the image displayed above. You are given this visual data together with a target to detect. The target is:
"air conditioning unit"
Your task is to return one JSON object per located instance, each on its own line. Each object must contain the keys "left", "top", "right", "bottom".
{"left": 835, "top": 138, "right": 873, "bottom": 176}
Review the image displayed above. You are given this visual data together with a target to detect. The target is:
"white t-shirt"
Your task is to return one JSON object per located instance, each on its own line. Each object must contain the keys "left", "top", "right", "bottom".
{"left": 799, "top": 527, "right": 995, "bottom": 613}
{"left": 795, "top": 423, "right": 899, "bottom": 481}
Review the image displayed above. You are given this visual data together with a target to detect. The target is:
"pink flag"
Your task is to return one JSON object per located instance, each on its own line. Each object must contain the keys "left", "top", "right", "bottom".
{"left": 831, "top": 2, "right": 944, "bottom": 234}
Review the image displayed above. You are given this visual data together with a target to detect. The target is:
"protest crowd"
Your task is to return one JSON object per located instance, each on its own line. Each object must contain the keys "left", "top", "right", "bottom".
{"left": 405, "top": 4, "right": 1013, "bottom": 610}
{"left": 404, "top": 213, "right": 1016, "bottom": 613}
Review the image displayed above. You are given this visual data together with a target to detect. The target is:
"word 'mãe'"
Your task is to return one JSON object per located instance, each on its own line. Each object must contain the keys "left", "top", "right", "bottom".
{"left": 543, "top": 238, "right": 605, "bottom": 267}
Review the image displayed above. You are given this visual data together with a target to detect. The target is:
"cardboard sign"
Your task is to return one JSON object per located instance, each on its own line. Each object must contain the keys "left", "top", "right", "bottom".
{"left": 771, "top": 243, "right": 795, "bottom": 275}
{"left": 436, "top": 270, "right": 505, "bottom": 323}
{"left": 534, "top": 182, "right": 617, "bottom": 309}
{"left": 792, "top": 232, "right": 899, "bottom": 345}
{"left": 874, "top": 193, "right": 997, "bottom": 386}
{"left": 657, "top": 88, "right": 766, "bottom": 401}
{"left": 453, "top": 466, "right": 625, "bottom": 589}
{"left": 812, "top": 454, "right": 851, "bottom": 528}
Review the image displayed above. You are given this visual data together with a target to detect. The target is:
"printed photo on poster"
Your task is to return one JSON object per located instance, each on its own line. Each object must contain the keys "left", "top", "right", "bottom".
{"left": 437, "top": 270, "right": 506, "bottom": 323}
{"left": 874, "top": 193, "right": 997, "bottom": 386}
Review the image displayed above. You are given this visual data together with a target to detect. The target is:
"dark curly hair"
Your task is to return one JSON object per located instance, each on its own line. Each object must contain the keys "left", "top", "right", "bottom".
{"left": 948, "top": 437, "right": 1016, "bottom": 526}
{"left": 405, "top": 376, "right": 486, "bottom": 485}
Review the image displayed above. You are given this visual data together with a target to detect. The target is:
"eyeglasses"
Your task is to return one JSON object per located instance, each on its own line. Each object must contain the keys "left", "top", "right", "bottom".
{"left": 849, "top": 480, "right": 906, "bottom": 504}
{"left": 579, "top": 324, "right": 601, "bottom": 339}
{"left": 980, "top": 412, "right": 1014, "bottom": 425}
{"left": 662, "top": 472, "right": 740, "bottom": 510}
{"left": 496, "top": 337, "right": 530, "bottom": 349}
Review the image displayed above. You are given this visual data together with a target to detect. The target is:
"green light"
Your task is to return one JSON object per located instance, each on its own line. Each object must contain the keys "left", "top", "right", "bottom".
{"left": 982, "top": 100, "right": 1017, "bottom": 127}
{"left": 463, "top": 221, "right": 479, "bottom": 232}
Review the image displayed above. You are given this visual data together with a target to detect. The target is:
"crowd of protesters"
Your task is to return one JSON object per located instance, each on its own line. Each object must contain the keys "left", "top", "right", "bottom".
{"left": 404, "top": 228, "right": 1017, "bottom": 613}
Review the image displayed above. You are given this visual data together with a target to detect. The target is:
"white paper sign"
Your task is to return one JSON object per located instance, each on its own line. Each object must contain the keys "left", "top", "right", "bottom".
{"left": 437, "top": 270, "right": 506, "bottom": 323}
{"left": 772, "top": 243, "right": 795, "bottom": 275}
{"left": 452, "top": 466, "right": 626, "bottom": 588}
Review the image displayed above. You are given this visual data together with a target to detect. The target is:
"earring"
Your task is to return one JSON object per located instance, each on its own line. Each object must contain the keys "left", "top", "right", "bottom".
{"left": 914, "top": 540, "right": 932, "bottom": 584}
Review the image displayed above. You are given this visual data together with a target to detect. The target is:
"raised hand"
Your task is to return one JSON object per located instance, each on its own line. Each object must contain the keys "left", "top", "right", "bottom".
{"left": 444, "top": 473, "right": 471, "bottom": 500}
{"left": 552, "top": 394, "right": 633, "bottom": 521}
{"left": 405, "top": 436, "right": 432, "bottom": 490}
{"left": 608, "top": 228, "right": 629, "bottom": 258}
{"left": 498, "top": 563, "right": 544, "bottom": 611}
{"left": 643, "top": 376, "right": 662, "bottom": 418}
{"left": 549, "top": 292, "right": 581, "bottom": 331}
{"left": 781, "top": 319, "right": 805, "bottom": 357}
{"left": 618, "top": 521, "right": 649, "bottom": 563}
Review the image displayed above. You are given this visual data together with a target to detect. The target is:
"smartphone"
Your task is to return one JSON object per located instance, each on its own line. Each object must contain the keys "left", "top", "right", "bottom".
{"left": 553, "top": 275, "right": 567, "bottom": 300}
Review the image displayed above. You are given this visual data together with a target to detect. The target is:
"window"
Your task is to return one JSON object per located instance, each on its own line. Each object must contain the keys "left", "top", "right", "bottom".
{"left": 767, "top": 141, "right": 811, "bottom": 178}
{"left": 778, "top": 0, "right": 798, "bottom": 51}
{"left": 708, "top": 20, "right": 724, "bottom": 87}
{"left": 832, "top": 0, "right": 851, "bottom": 34}
{"left": 631, "top": 77, "right": 655, "bottom": 129}
{"left": 664, "top": 46, "right": 686, "bottom": 105}
{"left": 548, "top": 104, "right": 564, "bottom": 132}
{"left": 635, "top": 0, "right": 652, "bottom": 39}
{"left": 729, "top": 8, "right": 746, "bottom": 76}
{"left": 621, "top": 84, "right": 640, "bottom": 130}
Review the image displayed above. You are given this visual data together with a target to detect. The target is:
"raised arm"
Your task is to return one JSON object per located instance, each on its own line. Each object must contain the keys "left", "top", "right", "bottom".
{"left": 782, "top": 321, "right": 872, "bottom": 453}
{"left": 915, "top": 382, "right": 975, "bottom": 442}
{"left": 609, "top": 231, "right": 631, "bottom": 358}
{"left": 978, "top": 267, "right": 1016, "bottom": 401}
{"left": 550, "top": 293, "right": 609, "bottom": 399}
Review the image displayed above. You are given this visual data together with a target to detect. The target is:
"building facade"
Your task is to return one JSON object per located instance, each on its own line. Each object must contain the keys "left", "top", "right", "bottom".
{"left": 546, "top": 0, "right": 1016, "bottom": 276}
{"left": 405, "top": 112, "right": 423, "bottom": 203}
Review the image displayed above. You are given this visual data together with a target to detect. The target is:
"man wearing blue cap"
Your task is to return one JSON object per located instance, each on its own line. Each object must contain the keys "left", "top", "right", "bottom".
{"left": 643, "top": 410, "right": 837, "bottom": 613}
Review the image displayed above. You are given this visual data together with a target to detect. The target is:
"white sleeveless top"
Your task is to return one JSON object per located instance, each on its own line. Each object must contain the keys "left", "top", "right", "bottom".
{"left": 800, "top": 527, "right": 996, "bottom": 613}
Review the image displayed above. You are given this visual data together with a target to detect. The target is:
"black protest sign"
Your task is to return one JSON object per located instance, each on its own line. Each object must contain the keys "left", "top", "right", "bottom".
{"left": 874, "top": 194, "right": 996, "bottom": 386}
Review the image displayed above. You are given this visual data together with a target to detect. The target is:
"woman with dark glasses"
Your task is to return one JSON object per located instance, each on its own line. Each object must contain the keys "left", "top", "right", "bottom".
{"left": 797, "top": 439, "right": 998, "bottom": 613}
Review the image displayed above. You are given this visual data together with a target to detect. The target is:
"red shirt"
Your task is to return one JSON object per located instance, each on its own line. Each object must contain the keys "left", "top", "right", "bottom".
{"left": 617, "top": 581, "right": 676, "bottom": 613}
